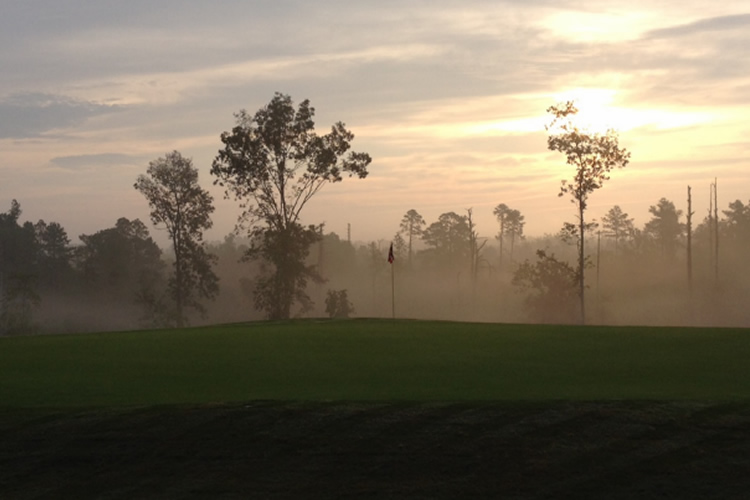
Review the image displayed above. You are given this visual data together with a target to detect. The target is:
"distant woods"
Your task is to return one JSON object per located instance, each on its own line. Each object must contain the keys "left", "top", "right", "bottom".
{"left": 1, "top": 96, "right": 748, "bottom": 334}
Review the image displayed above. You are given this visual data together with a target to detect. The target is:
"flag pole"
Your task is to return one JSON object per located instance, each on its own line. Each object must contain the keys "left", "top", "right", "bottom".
{"left": 387, "top": 243, "right": 395, "bottom": 319}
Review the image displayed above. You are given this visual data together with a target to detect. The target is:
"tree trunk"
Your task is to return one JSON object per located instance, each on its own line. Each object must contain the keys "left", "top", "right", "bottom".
{"left": 498, "top": 220, "right": 504, "bottom": 273}
{"left": 174, "top": 231, "right": 184, "bottom": 328}
{"left": 687, "top": 186, "right": 693, "bottom": 300}
{"left": 578, "top": 202, "right": 586, "bottom": 325}
{"left": 713, "top": 179, "right": 719, "bottom": 286}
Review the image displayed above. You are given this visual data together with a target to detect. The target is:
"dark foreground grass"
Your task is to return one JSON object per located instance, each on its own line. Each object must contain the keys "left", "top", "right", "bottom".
{"left": 2, "top": 319, "right": 750, "bottom": 407}
{"left": 3, "top": 320, "right": 750, "bottom": 498}
{"left": 2, "top": 401, "right": 750, "bottom": 499}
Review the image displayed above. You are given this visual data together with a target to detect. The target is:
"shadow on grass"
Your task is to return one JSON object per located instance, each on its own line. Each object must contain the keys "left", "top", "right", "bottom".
{"left": 2, "top": 400, "right": 750, "bottom": 499}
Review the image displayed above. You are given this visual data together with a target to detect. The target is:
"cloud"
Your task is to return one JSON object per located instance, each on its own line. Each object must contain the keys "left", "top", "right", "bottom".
{"left": 0, "top": 93, "right": 121, "bottom": 138}
{"left": 645, "top": 13, "right": 750, "bottom": 39}
{"left": 49, "top": 153, "right": 146, "bottom": 170}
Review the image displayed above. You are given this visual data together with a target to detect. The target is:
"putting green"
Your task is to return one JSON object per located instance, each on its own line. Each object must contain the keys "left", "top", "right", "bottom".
{"left": 2, "top": 319, "right": 749, "bottom": 407}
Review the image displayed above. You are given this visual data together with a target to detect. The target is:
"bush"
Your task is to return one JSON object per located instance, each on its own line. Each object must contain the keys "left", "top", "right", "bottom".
{"left": 325, "top": 289, "right": 354, "bottom": 319}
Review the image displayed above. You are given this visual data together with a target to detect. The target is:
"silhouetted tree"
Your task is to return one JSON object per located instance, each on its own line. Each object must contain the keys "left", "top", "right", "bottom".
{"left": 601, "top": 205, "right": 634, "bottom": 254}
{"left": 33, "top": 220, "right": 72, "bottom": 291}
{"left": 547, "top": 101, "right": 630, "bottom": 324}
{"left": 78, "top": 218, "right": 165, "bottom": 308}
{"left": 722, "top": 199, "right": 750, "bottom": 244}
{"left": 399, "top": 209, "right": 425, "bottom": 265}
{"left": 493, "top": 203, "right": 510, "bottom": 271}
{"left": 505, "top": 208, "right": 525, "bottom": 264}
{"left": 422, "top": 212, "right": 471, "bottom": 269}
{"left": 211, "top": 92, "right": 371, "bottom": 319}
{"left": 0, "top": 200, "right": 37, "bottom": 279}
{"left": 467, "top": 208, "right": 487, "bottom": 286}
{"left": 512, "top": 250, "right": 580, "bottom": 323}
{"left": 135, "top": 151, "right": 219, "bottom": 327}
{"left": 325, "top": 289, "right": 354, "bottom": 318}
{"left": 644, "top": 198, "right": 684, "bottom": 259}
{"left": 0, "top": 201, "right": 39, "bottom": 334}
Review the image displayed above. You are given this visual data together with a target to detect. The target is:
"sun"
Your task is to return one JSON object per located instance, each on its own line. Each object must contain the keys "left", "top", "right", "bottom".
{"left": 553, "top": 88, "right": 623, "bottom": 134}
{"left": 552, "top": 87, "right": 717, "bottom": 135}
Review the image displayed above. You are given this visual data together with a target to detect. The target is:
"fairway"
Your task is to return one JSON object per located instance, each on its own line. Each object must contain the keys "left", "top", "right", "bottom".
{"left": 2, "top": 319, "right": 750, "bottom": 408}
{"left": 4, "top": 320, "right": 750, "bottom": 498}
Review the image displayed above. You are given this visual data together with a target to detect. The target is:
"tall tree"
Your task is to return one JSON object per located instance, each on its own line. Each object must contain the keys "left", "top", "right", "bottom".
{"left": 687, "top": 187, "right": 694, "bottom": 296}
{"left": 547, "top": 101, "right": 630, "bottom": 324}
{"left": 211, "top": 92, "right": 371, "bottom": 319}
{"left": 601, "top": 205, "right": 634, "bottom": 254}
{"left": 493, "top": 203, "right": 510, "bottom": 271}
{"left": 422, "top": 212, "right": 471, "bottom": 269}
{"left": 34, "top": 220, "right": 72, "bottom": 291}
{"left": 0, "top": 201, "right": 39, "bottom": 334}
{"left": 504, "top": 208, "right": 525, "bottom": 264}
{"left": 644, "top": 198, "right": 684, "bottom": 259}
{"left": 398, "top": 209, "right": 425, "bottom": 265}
{"left": 466, "top": 208, "right": 487, "bottom": 286}
{"left": 135, "top": 151, "right": 219, "bottom": 327}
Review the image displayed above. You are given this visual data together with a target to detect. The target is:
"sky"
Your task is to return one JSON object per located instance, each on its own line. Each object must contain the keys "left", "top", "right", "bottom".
{"left": 1, "top": 0, "right": 749, "bottom": 247}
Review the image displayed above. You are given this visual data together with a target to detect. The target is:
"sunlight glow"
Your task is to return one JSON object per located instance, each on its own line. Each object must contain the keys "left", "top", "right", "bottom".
{"left": 466, "top": 88, "right": 719, "bottom": 137}
{"left": 551, "top": 88, "right": 717, "bottom": 134}
{"left": 538, "top": 10, "right": 658, "bottom": 42}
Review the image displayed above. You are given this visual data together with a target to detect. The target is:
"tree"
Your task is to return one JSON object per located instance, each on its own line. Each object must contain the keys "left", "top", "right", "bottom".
{"left": 325, "top": 289, "right": 354, "bottom": 318}
{"left": 34, "top": 220, "right": 72, "bottom": 291}
{"left": 399, "top": 209, "right": 425, "bottom": 265}
{"left": 547, "top": 101, "right": 631, "bottom": 324}
{"left": 512, "top": 250, "right": 580, "bottom": 323}
{"left": 78, "top": 218, "right": 165, "bottom": 304}
{"left": 504, "top": 209, "right": 525, "bottom": 264}
{"left": 493, "top": 203, "right": 510, "bottom": 271}
{"left": 211, "top": 93, "right": 371, "bottom": 319}
{"left": 644, "top": 198, "right": 684, "bottom": 259}
{"left": 421, "top": 212, "right": 471, "bottom": 268}
{"left": 0, "top": 200, "right": 37, "bottom": 280}
{"left": 0, "top": 201, "right": 39, "bottom": 334}
{"left": 135, "top": 151, "right": 219, "bottom": 327}
{"left": 722, "top": 199, "right": 750, "bottom": 244}
{"left": 601, "top": 205, "right": 634, "bottom": 254}
{"left": 467, "top": 208, "right": 487, "bottom": 286}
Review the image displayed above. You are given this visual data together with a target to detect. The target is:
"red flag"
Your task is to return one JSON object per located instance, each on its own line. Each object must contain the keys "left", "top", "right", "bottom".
{"left": 387, "top": 243, "right": 394, "bottom": 264}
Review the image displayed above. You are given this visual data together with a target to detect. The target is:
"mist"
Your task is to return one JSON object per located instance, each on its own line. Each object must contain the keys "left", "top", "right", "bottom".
{"left": 3, "top": 193, "right": 749, "bottom": 336}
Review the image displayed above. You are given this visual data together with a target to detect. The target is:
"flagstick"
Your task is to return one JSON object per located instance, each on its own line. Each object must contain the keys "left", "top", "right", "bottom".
{"left": 391, "top": 259, "right": 395, "bottom": 319}
{"left": 387, "top": 242, "right": 395, "bottom": 320}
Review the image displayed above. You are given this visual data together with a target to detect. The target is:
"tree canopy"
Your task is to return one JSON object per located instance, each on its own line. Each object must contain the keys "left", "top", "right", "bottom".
{"left": 211, "top": 93, "right": 372, "bottom": 319}
{"left": 135, "top": 151, "right": 219, "bottom": 326}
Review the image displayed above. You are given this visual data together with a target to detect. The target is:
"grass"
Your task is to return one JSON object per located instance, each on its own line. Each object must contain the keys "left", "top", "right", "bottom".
{"left": 3, "top": 319, "right": 750, "bottom": 498}
{"left": 2, "top": 319, "right": 750, "bottom": 408}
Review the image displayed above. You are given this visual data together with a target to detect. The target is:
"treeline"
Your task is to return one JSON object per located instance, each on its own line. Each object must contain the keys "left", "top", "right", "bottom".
{"left": 327, "top": 195, "right": 749, "bottom": 327}
{"left": 1, "top": 192, "right": 748, "bottom": 335}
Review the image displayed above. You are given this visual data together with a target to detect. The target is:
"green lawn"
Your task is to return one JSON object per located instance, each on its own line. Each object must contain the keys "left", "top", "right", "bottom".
{"left": 2, "top": 319, "right": 750, "bottom": 408}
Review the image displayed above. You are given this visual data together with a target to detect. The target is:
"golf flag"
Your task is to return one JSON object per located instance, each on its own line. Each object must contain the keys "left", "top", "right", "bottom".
{"left": 387, "top": 243, "right": 394, "bottom": 264}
